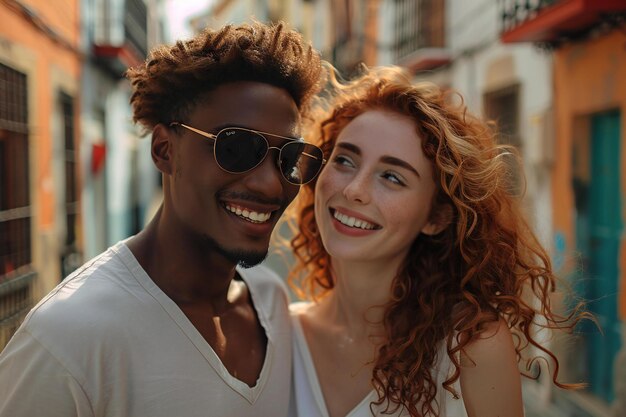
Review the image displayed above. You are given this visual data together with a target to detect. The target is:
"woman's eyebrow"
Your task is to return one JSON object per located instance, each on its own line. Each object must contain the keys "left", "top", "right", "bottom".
{"left": 336, "top": 142, "right": 360, "bottom": 154}
{"left": 336, "top": 141, "right": 420, "bottom": 178}
{"left": 380, "top": 156, "right": 420, "bottom": 178}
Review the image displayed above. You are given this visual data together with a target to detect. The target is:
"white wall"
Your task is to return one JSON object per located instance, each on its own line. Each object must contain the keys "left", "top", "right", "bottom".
{"left": 81, "top": 0, "right": 160, "bottom": 257}
{"left": 446, "top": 0, "right": 554, "bottom": 248}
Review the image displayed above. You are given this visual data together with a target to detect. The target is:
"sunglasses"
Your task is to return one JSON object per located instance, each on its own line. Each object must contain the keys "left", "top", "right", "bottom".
{"left": 169, "top": 122, "right": 326, "bottom": 185}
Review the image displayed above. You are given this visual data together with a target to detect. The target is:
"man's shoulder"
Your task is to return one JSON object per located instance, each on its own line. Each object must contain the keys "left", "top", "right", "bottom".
{"left": 23, "top": 242, "right": 139, "bottom": 335}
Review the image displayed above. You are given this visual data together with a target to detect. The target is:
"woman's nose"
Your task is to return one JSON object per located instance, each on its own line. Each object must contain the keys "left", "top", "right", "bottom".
{"left": 342, "top": 174, "right": 370, "bottom": 204}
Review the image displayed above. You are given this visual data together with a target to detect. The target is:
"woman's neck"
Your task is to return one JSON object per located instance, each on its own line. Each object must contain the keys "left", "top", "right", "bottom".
{"left": 314, "top": 258, "right": 401, "bottom": 339}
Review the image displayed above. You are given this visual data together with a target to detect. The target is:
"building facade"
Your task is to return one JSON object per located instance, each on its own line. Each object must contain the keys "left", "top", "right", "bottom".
{"left": 0, "top": 0, "right": 82, "bottom": 349}
{"left": 0, "top": 0, "right": 164, "bottom": 351}
{"left": 550, "top": 29, "right": 625, "bottom": 416}
{"left": 500, "top": 1, "right": 625, "bottom": 416}
{"left": 80, "top": 0, "right": 161, "bottom": 260}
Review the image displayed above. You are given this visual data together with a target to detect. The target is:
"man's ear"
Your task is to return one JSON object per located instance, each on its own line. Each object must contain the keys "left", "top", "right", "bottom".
{"left": 151, "top": 124, "right": 174, "bottom": 175}
{"left": 421, "top": 203, "right": 453, "bottom": 236}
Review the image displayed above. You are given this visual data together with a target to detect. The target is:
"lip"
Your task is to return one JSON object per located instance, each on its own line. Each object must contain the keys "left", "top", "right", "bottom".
{"left": 329, "top": 206, "right": 381, "bottom": 237}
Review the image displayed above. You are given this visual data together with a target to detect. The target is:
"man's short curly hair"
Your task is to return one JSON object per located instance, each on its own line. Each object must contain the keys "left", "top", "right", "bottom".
{"left": 126, "top": 21, "right": 323, "bottom": 132}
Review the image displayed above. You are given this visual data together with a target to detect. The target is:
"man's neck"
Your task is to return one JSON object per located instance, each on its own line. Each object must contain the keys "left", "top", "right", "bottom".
{"left": 126, "top": 205, "right": 238, "bottom": 308}
{"left": 128, "top": 207, "right": 269, "bottom": 388}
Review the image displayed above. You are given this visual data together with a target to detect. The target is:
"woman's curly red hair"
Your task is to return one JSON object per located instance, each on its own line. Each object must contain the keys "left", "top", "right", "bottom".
{"left": 287, "top": 66, "right": 586, "bottom": 416}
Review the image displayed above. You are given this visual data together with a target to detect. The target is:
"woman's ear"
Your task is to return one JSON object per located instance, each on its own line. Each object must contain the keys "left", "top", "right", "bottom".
{"left": 421, "top": 203, "right": 453, "bottom": 236}
{"left": 151, "top": 124, "right": 174, "bottom": 175}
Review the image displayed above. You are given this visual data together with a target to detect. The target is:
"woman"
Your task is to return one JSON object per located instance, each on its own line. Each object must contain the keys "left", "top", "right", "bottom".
{"left": 286, "top": 67, "right": 583, "bottom": 417}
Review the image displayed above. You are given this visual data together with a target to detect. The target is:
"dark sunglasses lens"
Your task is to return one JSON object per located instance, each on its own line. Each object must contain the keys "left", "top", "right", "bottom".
{"left": 280, "top": 142, "right": 324, "bottom": 184}
{"left": 214, "top": 129, "right": 267, "bottom": 172}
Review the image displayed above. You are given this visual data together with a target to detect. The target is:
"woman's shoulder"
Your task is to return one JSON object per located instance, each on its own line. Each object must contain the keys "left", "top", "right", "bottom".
{"left": 462, "top": 319, "right": 515, "bottom": 362}
{"left": 289, "top": 301, "right": 326, "bottom": 336}
{"left": 289, "top": 300, "right": 314, "bottom": 317}
{"left": 458, "top": 319, "right": 524, "bottom": 416}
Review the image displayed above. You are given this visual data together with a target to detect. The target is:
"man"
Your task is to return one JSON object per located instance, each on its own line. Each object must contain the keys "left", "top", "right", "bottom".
{"left": 0, "top": 22, "right": 324, "bottom": 416}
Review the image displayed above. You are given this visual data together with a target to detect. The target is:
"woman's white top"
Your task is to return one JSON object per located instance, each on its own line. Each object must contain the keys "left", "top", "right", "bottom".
{"left": 289, "top": 309, "right": 469, "bottom": 417}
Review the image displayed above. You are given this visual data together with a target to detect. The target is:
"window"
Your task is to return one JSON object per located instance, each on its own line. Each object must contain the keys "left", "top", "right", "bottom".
{"left": 59, "top": 92, "right": 81, "bottom": 278}
{"left": 483, "top": 84, "right": 523, "bottom": 195}
{"left": 394, "top": 0, "right": 445, "bottom": 61}
{"left": 0, "top": 62, "right": 35, "bottom": 350}
{"left": 394, "top": 0, "right": 419, "bottom": 60}
{"left": 0, "top": 63, "right": 31, "bottom": 279}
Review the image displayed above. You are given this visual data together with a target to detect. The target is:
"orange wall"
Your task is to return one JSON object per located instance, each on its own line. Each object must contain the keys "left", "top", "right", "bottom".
{"left": 0, "top": 1, "right": 81, "bottom": 230}
{"left": 362, "top": 0, "right": 380, "bottom": 66}
{"left": 552, "top": 29, "right": 626, "bottom": 319}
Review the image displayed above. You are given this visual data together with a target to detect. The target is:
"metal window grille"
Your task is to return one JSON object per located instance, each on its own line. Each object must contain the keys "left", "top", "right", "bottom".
{"left": 500, "top": 0, "right": 560, "bottom": 33}
{"left": 59, "top": 92, "right": 81, "bottom": 278}
{"left": 0, "top": 62, "right": 35, "bottom": 350}
{"left": 394, "top": 0, "right": 418, "bottom": 60}
{"left": 394, "top": 0, "right": 445, "bottom": 61}
{"left": 0, "top": 62, "right": 31, "bottom": 277}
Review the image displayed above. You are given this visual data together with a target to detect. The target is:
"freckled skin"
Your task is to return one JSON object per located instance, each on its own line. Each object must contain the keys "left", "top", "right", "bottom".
{"left": 304, "top": 109, "right": 443, "bottom": 417}
{"left": 303, "top": 108, "right": 523, "bottom": 417}
{"left": 315, "top": 109, "right": 438, "bottom": 269}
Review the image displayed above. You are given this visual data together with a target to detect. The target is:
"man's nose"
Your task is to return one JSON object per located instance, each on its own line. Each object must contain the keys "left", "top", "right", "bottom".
{"left": 243, "top": 148, "right": 285, "bottom": 197}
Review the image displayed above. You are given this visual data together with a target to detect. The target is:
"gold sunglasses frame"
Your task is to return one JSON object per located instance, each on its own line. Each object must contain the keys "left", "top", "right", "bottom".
{"left": 169, "top": 122, "right": 326, "bottom": 185}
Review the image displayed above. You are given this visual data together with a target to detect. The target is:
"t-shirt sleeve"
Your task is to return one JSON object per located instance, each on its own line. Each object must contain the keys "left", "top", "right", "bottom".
{"left": 0, "top": 330, "right": 94, "bottom": 417}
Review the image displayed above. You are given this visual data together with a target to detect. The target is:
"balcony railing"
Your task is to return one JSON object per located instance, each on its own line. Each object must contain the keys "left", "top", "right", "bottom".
{"left": 395, "top": 0, "right": 450, "bottom": 73}
{"left": 500, "top": 0, "right": 626, "bottom": 44}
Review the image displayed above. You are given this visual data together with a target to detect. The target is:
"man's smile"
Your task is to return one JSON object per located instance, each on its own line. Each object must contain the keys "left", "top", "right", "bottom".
{"left": 224, "top": 203, "right": 273, "bottom": 223}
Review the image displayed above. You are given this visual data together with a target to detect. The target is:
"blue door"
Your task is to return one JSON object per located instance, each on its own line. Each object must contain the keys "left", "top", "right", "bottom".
{"left": 583, "top": 110, "right": 622, "bottom": 403}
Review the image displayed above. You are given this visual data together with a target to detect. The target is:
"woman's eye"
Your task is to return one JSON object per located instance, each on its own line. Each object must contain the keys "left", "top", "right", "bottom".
{"left": 382, "top": 172, "right": 405, "bottom": 186}
{"left": 332, "top": 155, "right": 354, "bottom": 167}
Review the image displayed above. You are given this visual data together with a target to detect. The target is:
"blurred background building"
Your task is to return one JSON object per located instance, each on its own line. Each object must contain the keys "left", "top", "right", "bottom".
{"left": 0, "top": 0, "right": 625, "bottom": 415}
{"left": 0, "top": 0, "right": 163, "bottom": 347}
{"left": 80, "top": 0, "right": 162, "bottom": 261}
{"left": 0, "top": 0, "right": 83, "bottom": 348}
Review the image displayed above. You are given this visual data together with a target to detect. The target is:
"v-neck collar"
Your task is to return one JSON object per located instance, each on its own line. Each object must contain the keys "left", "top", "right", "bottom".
{"left": 117, "top": 242, "right": 274, "bottom": 404}
{"left": 291, "top": 308, "right": 376, "bottom": 417}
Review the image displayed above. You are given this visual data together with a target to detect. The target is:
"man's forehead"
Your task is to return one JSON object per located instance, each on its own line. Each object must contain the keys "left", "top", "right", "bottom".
{"left": 190, "top": 82, "right": 301, "bottom": 136}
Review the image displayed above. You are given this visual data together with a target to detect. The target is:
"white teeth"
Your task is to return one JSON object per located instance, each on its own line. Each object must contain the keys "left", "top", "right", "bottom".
{"left": 333, "top": 210, "right": 375, "bottom": 230}
{"left": 225, "top": 204, "right": 271, "bottom": 223}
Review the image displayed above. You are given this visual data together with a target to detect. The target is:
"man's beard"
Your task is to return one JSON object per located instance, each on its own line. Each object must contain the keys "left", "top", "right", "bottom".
{"left": 202, "top": 236, "right": 268, "bottom": 268}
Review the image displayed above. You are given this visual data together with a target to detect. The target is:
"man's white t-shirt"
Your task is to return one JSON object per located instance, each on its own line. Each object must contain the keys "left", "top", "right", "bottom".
{"left": 0, "top": 241, "right": 292, "bottom": 417}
